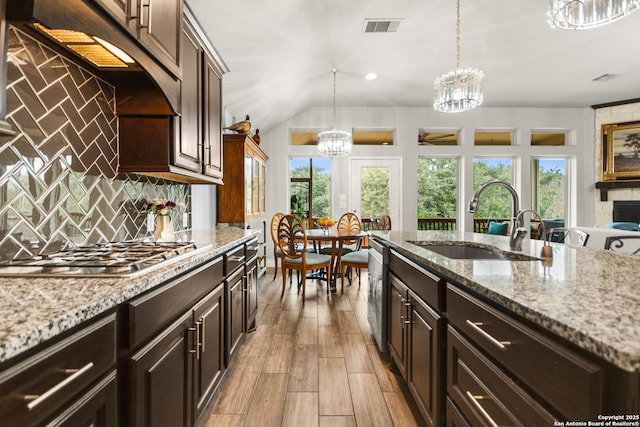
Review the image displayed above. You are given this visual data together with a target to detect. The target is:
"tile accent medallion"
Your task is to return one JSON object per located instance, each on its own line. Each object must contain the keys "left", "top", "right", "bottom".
{"left": 0, "top": 27, "right": 190, "bottom": 260}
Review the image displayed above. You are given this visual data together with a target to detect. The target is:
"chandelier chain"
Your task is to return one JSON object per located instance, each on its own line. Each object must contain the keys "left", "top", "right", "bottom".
{"left": 332, "top": 68, "right": 337, "bottom": 128}
{"left": 456, "top": 0, "right": 461, "bottom": 70}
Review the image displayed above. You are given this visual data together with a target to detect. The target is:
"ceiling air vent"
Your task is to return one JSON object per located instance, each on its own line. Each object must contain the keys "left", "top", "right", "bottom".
{"left": 364, "top": 19, "right": 402, "bottom": 33}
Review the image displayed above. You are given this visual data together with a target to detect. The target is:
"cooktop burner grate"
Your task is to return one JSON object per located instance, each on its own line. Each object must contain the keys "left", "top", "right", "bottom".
{"left": 0, "top": 241, "right": 204, "bottom": 278}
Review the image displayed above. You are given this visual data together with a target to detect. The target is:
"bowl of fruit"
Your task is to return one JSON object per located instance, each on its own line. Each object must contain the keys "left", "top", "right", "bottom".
{"left": 316, "top": 217, "right": 336, "bottom": 234}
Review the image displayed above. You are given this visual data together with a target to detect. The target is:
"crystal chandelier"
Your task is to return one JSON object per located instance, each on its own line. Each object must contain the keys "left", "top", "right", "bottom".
{"left": 548, "top": 0, "right": 639, "bottom": 29}
{"left": 433, "top": 0, "right": 484, "bottom": 113}
{"left": 318, "top": 69, "right": 352, "bottom": 157}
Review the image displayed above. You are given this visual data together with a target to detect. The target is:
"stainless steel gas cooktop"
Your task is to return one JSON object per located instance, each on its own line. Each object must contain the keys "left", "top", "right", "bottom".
{"left": 0, "top": 241, "right": 208, "bottom": 278}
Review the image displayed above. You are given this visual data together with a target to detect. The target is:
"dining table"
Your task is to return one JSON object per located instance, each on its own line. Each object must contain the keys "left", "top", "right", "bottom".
{"left": 305, "top": 228, "right": 368, "bottom": 292}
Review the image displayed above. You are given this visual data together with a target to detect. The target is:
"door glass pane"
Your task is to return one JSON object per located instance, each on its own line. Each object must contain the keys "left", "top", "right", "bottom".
{"left": 245, "top": 156, "right": 252, "bottom": 214}
{"left": 360, "top": 167, "right": 389, "bottom": 218}
{"left": 417, "top": 158, "right": 458, "bottom": 229}
{"left": 290, "top": 158, "right": 331, "bottom": 224}
{"left": 472, "top": 158, "right": 513, "bottom": 220}
{"left": 259, "top": 164, "right": 266, "bottom": 213}
{"left": 252, "top": 158, "right": 259, "bottom": 214}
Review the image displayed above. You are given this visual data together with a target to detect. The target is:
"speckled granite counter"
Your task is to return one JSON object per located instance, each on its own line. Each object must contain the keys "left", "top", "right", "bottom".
{"left": 0, "top": 229, "right": 259, "bottom": 364}
{"left": 372, "top": 230, "right": 640, "bottom": 373}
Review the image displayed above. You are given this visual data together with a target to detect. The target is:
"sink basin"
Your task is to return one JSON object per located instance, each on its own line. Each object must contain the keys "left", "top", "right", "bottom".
{"left": 408, "top": 241, "right": 540, "bottom": 261}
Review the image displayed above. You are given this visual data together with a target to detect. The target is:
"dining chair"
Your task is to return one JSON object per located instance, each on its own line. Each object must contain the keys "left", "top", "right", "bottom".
{"left": 270, "top": 212, "right": 285, "bottom": 281}
{"left": 340, "top": 247, "right": 368, "bottom": 290}
{"left": 377, "top": 215, "right": 391, "bottom": 230}
{"left": 604, "top": 235, "right": 640, "bottom": 255}
{"left": 544, "top": 228, "right": 590, "bottom": 247}
{"left": 278, "top": 214, "right": 332, "bottom": 303}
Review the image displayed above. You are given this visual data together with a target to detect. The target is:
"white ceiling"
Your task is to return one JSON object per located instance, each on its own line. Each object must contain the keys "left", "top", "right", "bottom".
{"left": 185, "top": 0, "right": 640, "bottom": 133}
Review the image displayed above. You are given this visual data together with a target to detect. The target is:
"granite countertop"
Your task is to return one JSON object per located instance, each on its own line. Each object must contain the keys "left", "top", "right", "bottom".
{"left": 372, "top": 230, "right": 640, "bottom": 373}
{"left": 0, "top": 229, "right": 260, "bottom": 365}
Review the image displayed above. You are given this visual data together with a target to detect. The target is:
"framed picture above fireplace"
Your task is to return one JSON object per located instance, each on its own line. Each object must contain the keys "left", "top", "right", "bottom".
{"left": 602, "top": 121, "right": 640, "bottom": 181}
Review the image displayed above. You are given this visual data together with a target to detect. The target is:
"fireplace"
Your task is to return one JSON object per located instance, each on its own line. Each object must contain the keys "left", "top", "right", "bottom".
{"left": 613, "top": 201, "right": 640, "bottom": 223}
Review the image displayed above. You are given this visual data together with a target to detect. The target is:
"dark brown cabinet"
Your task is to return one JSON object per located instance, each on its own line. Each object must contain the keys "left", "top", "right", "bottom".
{"left": 48, "top": 371, "right": 117, "bottom": 427}
{"left": 123, "top": 256, "right": 226, "bottom": 427}
{"left": 192, "top": 285, "right": 225, "bottom": 421}
{"left": 128, "top": 311, "right": 194, "bottom": 427}
{"left": 0, "top": 314, "right": 116, "bottom": 427}
{"left": 245, "top": 255, "right": 259, "bottom": 332}
{"left": 446, "top": 284, "right": 607, "bottom": 424}
{"left": 92, "top": 0, "right": 182, "bottom": 76}
{"left": 388, "top": 272, "right": 443, "bottom": 427}
{"left": 177, "top": 10, "right": 223, "bottom": 183}
{"left": 226, "top": 266, "right": 245, "bottom": 364}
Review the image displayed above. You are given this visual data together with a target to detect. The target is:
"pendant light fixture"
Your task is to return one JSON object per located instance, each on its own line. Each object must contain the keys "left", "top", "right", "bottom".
{"left": 317, "top": 68, "right": 352, "bottom": 157}
{"left": 433, "top": 0, "right": 484, "bottom": 113}
{"left": 548, "top": 0, "right": 639, "bottom": 30}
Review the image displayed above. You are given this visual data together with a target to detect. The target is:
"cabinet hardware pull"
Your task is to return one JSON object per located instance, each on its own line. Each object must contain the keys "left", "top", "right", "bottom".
{"left": 200, "top": 318, "right": 206, "bottom": 354}
{"left": 466, "top": 320, "right": 511, "bottom": 351}
{"left": 188, "top": 326, "right": 198, "bottom": 355}
{"left": 229, "top": 255, "right": 245, "bottom": 263}
{"left": 196, "top": 321, "right": 203, "bottom": 359}
{"left": 24, "top": 362, "right": 94, "bottom": 411}
{"left": 465, "top": 391, "right": 500, "bottom": 427}
{"left": 138, "top": 0, "right": 150, "bottom": 28}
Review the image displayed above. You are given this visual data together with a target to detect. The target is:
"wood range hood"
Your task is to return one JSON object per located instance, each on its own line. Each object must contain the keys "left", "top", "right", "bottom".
{"left": 7, "top": 0, "right": 218, "bottom": 184}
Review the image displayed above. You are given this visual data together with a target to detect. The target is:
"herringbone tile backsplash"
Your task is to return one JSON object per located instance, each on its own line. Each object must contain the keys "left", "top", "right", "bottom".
{"left": 0, "top": 26, "right": 190, "bottom": 260}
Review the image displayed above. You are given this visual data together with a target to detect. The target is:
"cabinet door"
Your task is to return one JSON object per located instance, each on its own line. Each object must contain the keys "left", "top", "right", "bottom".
{"left": 193, "top": 284, "right": 225, "bottom": 422}
{"left": 47, "top": 371, "right": 117, "bottom": 427}
{"left": 203, "top": 51, "right": 223, "bottom": 180}
{"left": 135, "top": 0, "right": 182, "bottom": 76}
{"left": 92, "top": 0, "right": 131, "bottom": 29}
{"left": 226, "top": 268, "right": 245, "bottom": 364}
{"left": 388, "top": 273, "right": 407, "bottom": 377}
{"left": 129, "top": 311, "right": 193, "bottom": 427}
{"left": 408, "top": 291, "right": 442, "bottom": 427}
{"left": 175, "top": 17, "right": 202, "bottom": 173}
{"left": 245, "top": 259, "right": 258, "bottom": 332}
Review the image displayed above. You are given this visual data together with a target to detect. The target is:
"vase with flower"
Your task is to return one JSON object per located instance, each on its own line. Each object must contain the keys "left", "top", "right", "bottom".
{"left": 148, "top": 199, "right": 177, "bottom": 242}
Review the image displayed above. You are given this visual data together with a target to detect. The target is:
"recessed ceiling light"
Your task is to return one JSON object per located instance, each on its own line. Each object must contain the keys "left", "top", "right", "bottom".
{"left": 365, "top": 73, "right": 377, "bottom": 80}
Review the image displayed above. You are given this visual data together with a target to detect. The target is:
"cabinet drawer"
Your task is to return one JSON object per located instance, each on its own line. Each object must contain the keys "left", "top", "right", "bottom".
{"left": 447, "top": 285, "right": 603, "bottom": 420}
{"left": 245, "top": 238, "right": 259, "bottom": 261}
{"left": 125, "top": 257, "right": 223, "bottom": 349}
{"left": 0, "top": 314, "right": 116, "bottom": 427}
{"left": 225, "top": 244, "right": 246, "bottom": 275}
{"left": 390, "top": 250, "right": 444, "bottom": 311}
{"left": 448, "top": 327, "right": 557, "bottom": 426}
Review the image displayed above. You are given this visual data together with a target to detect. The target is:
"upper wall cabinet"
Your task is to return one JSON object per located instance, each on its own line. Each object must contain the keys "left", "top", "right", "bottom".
{"left": 92, "top": 0, "right": 183, "bottom": 77}
{"left": 176, "top": 9, "right": 224, "bottom": 183}
{"left": 0, "top": 0, "right": 15, "bottom": 135}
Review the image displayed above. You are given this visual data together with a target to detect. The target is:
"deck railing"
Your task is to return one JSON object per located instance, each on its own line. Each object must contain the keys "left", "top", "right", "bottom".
{"left": 417, "top": 217, "right": 511, "bottom": 234}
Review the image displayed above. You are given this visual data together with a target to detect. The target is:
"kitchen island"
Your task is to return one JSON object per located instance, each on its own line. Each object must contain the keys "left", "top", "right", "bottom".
{"left": 371, "top": 230, "right": 640, "bottom": 426}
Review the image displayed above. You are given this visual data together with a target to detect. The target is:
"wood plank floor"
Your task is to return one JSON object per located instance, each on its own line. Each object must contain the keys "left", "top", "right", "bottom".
{"left": 200, "top": 269, "right": 425, "bottom": 427}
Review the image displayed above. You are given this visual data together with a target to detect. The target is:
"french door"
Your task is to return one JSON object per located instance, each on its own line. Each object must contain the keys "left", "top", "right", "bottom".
{"left": 350, "top": 158, "right": 401, "bottom": 230}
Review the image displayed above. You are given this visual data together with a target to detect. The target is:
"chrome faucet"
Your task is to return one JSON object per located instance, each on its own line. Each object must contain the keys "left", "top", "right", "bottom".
{"left": 468, "top": 180, "right": 524, "bottom": 251}
{"left": 511, "top": 209, "right": 544, "bottom": 252}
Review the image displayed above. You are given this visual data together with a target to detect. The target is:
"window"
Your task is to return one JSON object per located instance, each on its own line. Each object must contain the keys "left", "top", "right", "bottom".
{"left": 417, "top": 158, "right": 458, "bottom": 229}
{"left": 474, "top": 130, "right": 514, "bottom": 146}
{"left": 418, "top": 129, "right": 458, "bottom": 146}
{"left": 472, "top": 158, "right": 514, "bottom": 219}
{"left": 532, "top": 158, "right": 566, "bottom": 220}
{"left": 531, "top": 131, "right": 567, "bottom": 146}
{"left": 289, "top": 158, "right": 331, "bottom": 223}
{"left": 353, "top": 129, "right": 394, "bottom": 145}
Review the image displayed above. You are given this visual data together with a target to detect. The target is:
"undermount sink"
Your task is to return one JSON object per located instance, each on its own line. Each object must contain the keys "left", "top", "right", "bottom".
{"left": 408, "top": 241, "right": 540, "bottom": 261}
